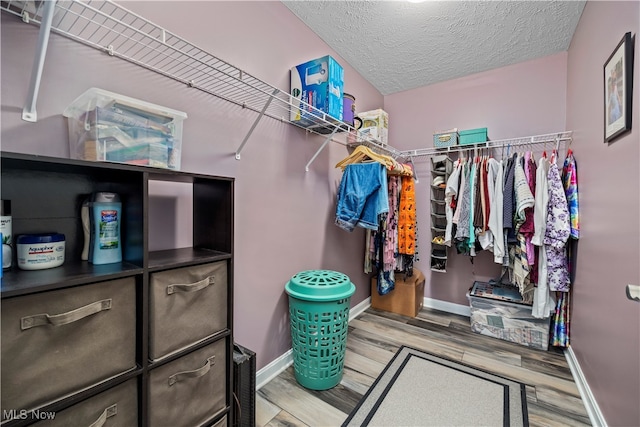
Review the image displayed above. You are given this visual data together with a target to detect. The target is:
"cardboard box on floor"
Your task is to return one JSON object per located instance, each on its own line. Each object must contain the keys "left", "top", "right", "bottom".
{"left": 371, "top": 269, "right": 425, "bottom": 317}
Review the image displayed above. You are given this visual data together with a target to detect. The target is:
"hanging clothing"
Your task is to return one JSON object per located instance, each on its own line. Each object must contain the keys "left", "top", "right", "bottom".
{"left": 562, "top": 152, "right": 579, "bottom": 285}
{"left": 502, "top": 154, "right": 517, "bottom": 242}
{"left": 452, "top": 160, "right": 468, "bottom": 225}
{"left": 398, "top": 176, "right": 416, "bottom": 255}
{"left": 335, "top": 162, "right": 389, "bottom": 232}
{"left": 544, "top": 161, "right": 571, "bottom": 292}
{"left": 551, "top": 291, "right": 571, "bottom": 347}
{"left": 562, "top": 152, "right": 579, "bottom": 238}
{"left": 455, "top": 162, "right": 472, "bottom": 241}
{"left": 444, "top": 160, "right": 462, "bottom": 246}
{"left": 479, "top": 158, "right": 498, "bottom": 250}
{"left": 514, "top": 154, "right": 534, "bottom": 234}
{"left": 488, "top": 159, "right": 505, "bottom": 263}
{"left": 468, "top": 161, "right": 478, "bottom": 251}
{"left": 522, "top": 153, "right": 538, "bottom": 283}
{"left": 532, "top": 157, "right": 552, "bottom": 318}
{"left": 383, "top": 176, "right": 400, "bottom": 272}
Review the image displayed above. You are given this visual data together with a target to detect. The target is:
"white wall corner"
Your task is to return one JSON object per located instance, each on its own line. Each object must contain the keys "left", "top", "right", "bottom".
{"left": 564, "top": 346, "right": 607, "bottom": 427}
{"left": 423, "top": 297, "right": 471, "bottom": 317}
{"left": 256, "top": 297, "right": 372, "bottom": 390}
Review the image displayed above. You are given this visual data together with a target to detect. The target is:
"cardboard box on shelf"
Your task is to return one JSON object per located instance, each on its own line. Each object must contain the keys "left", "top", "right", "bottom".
{"left": 371, "top": 269, "right": 425, "bottom": 317}
{"left": 290, "top": 55, "right": 344, "bottom": 127}
{"left": 357, "top": 109, "right": 389, "bottom": 145}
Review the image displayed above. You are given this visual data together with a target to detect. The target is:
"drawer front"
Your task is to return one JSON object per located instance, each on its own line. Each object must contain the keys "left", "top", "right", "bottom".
{"left": 1, "top": 278, "right": 137, "bottom": 415}
{"left": 32, "top": 379, "right": 138, "bottom": 427}
{"left": 149, "top": 261, "right": 228, "bottom": 361}
{"left": 149, "top": 339, "right": 227, "bottom": 427}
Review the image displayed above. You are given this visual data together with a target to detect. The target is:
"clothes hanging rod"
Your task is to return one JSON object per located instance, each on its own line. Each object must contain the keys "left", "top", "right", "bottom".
{"left": 401, "top": 131, "right": 572, "bottom": 160}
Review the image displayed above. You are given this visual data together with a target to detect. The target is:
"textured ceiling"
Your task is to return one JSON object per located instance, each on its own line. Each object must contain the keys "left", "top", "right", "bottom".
{"left": 282, "top": 1, "right": 586, "bottom": 95}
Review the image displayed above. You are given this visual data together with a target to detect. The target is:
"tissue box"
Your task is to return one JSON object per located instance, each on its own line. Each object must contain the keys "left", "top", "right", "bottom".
{"left": 357, "top": 109, "right": 389, "bottom": 145}
{"left": 63, "top": 88, "right": 187, "bottom": 170}
{"left": 467, "top": 281, "right": 551, "bottom": 351}
{"left": 371, "top": 269, "right": 425, "bottom": 317}
{"left": 290, "top": 55, "right": 344, "bottom": 127}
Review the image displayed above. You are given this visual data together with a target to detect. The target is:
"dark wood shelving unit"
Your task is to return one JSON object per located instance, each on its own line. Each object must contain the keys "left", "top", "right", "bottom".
{"left": 1, "top": 152, "right": 234, "bottom": 427}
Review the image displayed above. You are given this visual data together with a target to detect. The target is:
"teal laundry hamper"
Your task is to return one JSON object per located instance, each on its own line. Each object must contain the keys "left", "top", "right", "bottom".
{"left": 285, "top": 270, "right": 356, "bottom": 390}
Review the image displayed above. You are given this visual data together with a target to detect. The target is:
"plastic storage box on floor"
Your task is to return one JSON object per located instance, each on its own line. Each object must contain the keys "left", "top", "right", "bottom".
{"left": 285, "top": 270, "right": 355, "bottom": 390}
{"left": 467, "top": 281, "right": 551, "bottom": 351}
{"left": 63, "top": 88, "right": 187, "bottom": 170}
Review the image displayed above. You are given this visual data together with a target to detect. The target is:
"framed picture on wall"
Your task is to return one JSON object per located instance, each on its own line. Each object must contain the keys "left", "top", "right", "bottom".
{"left": 604, "top": 32, "right": 634, "bottom": 143}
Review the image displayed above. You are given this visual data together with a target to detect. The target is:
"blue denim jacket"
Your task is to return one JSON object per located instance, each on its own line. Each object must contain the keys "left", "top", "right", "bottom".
{"left": 335, "top": 162, "right": 389, "bottom": 232}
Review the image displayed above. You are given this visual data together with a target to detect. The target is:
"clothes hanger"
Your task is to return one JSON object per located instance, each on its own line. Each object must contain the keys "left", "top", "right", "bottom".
{"left": 335, "top": 145, "right": 394, "bottom": 170}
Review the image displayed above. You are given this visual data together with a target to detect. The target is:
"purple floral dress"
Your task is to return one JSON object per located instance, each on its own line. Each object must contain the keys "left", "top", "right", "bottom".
{"left": 543, "top": 161, "right": 571, "bottom": 291}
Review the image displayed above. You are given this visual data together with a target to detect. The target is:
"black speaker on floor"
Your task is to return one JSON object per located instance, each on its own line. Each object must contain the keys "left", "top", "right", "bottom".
{"left": 233, "top": 343, "right": 256, "bottom": 427}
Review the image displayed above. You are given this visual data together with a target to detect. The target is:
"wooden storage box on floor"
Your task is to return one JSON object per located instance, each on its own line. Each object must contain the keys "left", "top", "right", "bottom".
{"left": 371, "top": 269, "right": 425, "bottom": 317}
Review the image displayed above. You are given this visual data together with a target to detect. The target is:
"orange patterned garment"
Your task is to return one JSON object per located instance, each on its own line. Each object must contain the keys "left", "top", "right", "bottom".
{"left": 398, "top": 176, "right": 416, "bottom": 255}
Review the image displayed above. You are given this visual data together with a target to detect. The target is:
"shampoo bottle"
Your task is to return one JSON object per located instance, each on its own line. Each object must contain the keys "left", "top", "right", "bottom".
{"left": 89, "top": 192, "right": 122, "bottom": 265}
{"left": 1, "top": 200, "right": 12, "bottom": 270}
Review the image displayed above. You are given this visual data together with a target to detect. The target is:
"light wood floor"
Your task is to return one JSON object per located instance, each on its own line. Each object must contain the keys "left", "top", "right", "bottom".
{"left": 256, "top": 306, "right": 591, "bottom": 427}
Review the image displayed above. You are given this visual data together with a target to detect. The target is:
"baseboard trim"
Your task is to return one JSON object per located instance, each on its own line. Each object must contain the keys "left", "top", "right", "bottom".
{"left": 256, "top": 348, "right": 293, "bottom": 391}
{"left": 256, "top": 297, "right": 372, "bottom": 390}
{"left": 423, "top": 297, "right": 470, "bottom": 317}
{"left": 564, "top": 346, "right": 607, "bottom": 427}
{"left": 349, "top": 297, "right": 371, "bottom": 322}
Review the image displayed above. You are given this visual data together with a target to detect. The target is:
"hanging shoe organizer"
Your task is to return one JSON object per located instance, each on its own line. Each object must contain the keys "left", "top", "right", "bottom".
{"left": 429, "top": 155, "right": 452, "bottom": 272}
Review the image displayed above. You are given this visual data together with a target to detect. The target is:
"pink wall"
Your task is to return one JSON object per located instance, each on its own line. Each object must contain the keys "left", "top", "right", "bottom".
{"left": 384, "top": 53, "right": 568, "bottom": 305}
{"left": 0, "top": 1, "right": 383, "bottom": 370}
{"left": 566, "top": 2, "right": 640, "bottom": 426}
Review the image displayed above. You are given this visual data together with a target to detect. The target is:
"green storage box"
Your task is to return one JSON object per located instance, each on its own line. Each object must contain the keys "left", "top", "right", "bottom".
{"left": 459, "top": 128, "right": 488, "bottom": 146}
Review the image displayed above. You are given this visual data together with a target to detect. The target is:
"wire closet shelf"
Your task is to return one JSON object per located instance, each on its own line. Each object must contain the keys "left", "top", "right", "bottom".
{"left": 1, "top": 0, "right": 400, "bottom": 161}
{"left": 2, "top": 1, "right": 572, "bottom": 168}
{"left": 401, "top": 131, "right": 573, "bottom": 161}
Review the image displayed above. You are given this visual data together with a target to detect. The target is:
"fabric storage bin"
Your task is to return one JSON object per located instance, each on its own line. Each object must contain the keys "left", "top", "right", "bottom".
{"left": 371, "top": 269, "right": 425, "bottom": 317}
{"left": 431, "top": 214, "right": 447, "bottom": 231}
{"left": 431, "top": 199, "right": 446, "bottom": 216}
{"left": 1, "top": 278, "right": 136, "bottom": 416}
{"left": 149, "top": 261, "right": 228, "bottom": 361}
{"left": 149, "top": 339, "right": 227, "bottom": 427}
{"left": 459, "top": 127, "right": 488, "bottom": 145}
{"left": 467, "top": 281, "right": 551, "bottom": 350}
{"left": 433, "top": 129, "right": 458, "bottom": 148}
{"left": 32, "top": 379, "right": 138, "bottom": 427}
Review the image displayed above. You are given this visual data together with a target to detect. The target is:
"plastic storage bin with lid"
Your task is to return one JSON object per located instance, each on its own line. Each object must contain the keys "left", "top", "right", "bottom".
{"left": 63, "top": 88, "right": 187, "bottom": 170}
{"left": 285, "top": 270, "right": 355, "bottom": 390}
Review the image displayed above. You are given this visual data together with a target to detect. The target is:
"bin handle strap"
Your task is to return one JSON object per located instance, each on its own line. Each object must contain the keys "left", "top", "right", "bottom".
{"left": 88, "top": 404, "right": 117, "bottom": 427}
{"left": 168, "top": 356, "right": 215, "bottom": 386}
{"left": 21, "top": 299, "right": 113, "bottom": 330}
{"left": 167, "top": 276, "right": 214, "bottom": 295}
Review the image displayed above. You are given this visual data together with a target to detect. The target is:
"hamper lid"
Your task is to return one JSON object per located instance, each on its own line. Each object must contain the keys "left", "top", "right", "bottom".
{"left": 285, "top": 270, "right": 355, "bottom": 301}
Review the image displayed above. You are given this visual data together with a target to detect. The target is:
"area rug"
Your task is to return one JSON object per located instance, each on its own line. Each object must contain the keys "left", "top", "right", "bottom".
{"left": 342, "top": 346, "right": 528, "bottom": 427}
